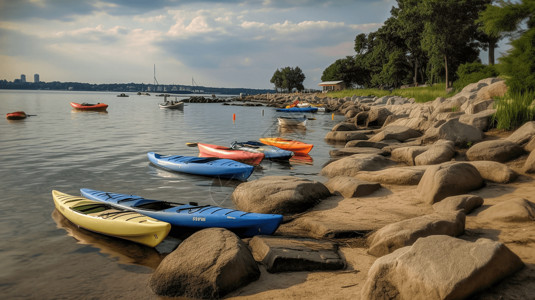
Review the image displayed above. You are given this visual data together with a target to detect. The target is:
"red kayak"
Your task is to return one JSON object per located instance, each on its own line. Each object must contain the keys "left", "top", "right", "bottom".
{"left": 6, "top": 111, "right": 27, "bottom": 120}
{"left": 70, "top": 102, "right": 108, "bottom": 111}
{"left": 197, "top": 143, "right": 265, "bottom": 165}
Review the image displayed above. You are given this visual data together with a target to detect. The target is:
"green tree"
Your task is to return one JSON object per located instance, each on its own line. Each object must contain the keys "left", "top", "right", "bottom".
{"left": 420, "top": 0, "right": 490, "bottom": 88}
{"left": 480, "top": 0, "right": 535, "bottom": 93}
{"left": 270, "top": 66, "right": 306, "bottom": 92}
{"left": 321, "top": 56, "right": 369, "bottom": 88}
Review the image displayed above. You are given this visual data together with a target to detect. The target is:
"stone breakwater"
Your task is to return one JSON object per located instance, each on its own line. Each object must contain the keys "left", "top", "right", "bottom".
{"left": 149, "top": 77, "right": 535, "bottom": 299}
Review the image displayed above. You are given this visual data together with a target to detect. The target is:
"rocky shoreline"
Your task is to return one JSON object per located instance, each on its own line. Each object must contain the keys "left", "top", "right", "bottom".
{"left": 151, "top": 78, "right": 535, "bottom": 299}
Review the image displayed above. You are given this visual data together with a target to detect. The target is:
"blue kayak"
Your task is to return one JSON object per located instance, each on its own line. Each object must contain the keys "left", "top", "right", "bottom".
{"left": 80, "top": 188, "right": 283, "bottom": 237}
{"left": 147, "top": 152, "right": 254, "bottom": 181}
{"left": 230, "top": 141, "right": 294, "bottom": 160}
{"left": 276, "top": 106, "right": 318, "bottom": 113}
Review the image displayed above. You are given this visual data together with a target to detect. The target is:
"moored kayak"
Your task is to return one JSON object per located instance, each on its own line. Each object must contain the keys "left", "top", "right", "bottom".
{"left": 197, "top": 143, "right": 265, "bottom": 165}
{"left": 259, "top": 137, "right": 314, "bottom": 155}
{"left": 276, "top": 106, "right": 318, "bottom": 113}
{"left": 6, "top": 111, "right": 27, "bottom": 120}
{"left": 80, "top": 188, "right": 283, "bottom": 237}
{"left": 52, "top": 190, "right": 170, "bottom": 247}
{"left": 230, "top": 141, "right": 294, "bottom": 160}
{"left": 147, "top": 152, "right": 254, "bottom": 181}
{"left": 70, "top": 102, "right": 108, "bottom": 111}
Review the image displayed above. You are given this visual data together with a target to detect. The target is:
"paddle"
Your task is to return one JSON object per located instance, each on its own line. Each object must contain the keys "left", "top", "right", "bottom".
{"left": 186, "top": 142, "right": 198, "bottom": 147}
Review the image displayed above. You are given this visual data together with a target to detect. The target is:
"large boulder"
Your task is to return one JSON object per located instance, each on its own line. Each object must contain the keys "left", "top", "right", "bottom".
{"left": 467, "top": 161, "right": 518, "bottom": 183}
{"left": 475, "top": 80, "right": 507, "bottom": 102}
{"left": 345, "top": 140, "right": 390, "bottom": 149}
{"left": 324, "top": 131, "right": 368, "bottom": 143}
{"left": 361, "top": 235, "right": 524, "bottom": 300}
{"left": 150, "top": 228, "right": 260, "bottom": 299}
{"left": 422, "top": 119, "right": 483, "bottom": 146}
{"left": 391, "top": 146, "right": 429, "bottom": 166}
{"left": 248, "top": 236, "right": 345, "bottom": 273}
{"left": 331, "top": 122, "right": 358, "bottom": 131}
{"left": 414, "top": 140, "right": 455, "bottom": 166}
{"left": 466, "top": 139, "right": 524, "bottom": 163}
{"left": 506, "top": 121, "right": 535, "bottom": 145}
{"left": 367, "top": 211, "right": 465, "bottom": 257}
{"left": 524, "top": 150, "right": 535, "bottom": 173}
{"left": 329, "top": 147, "right": 386, "bottom": 158}
{"left": 320, "top": 154, "right": 394, "bottom": 177}
{"left": 366, "top": 106, "right": 392, "bottom": 127}
{"left": 231, "top": 176, "right": 330, "bottom": 215}
{"left": 355, "top": 166, "right": 428, "bottom": 185}
{"left": 368, "top": 125, "right": 422, "bottom": 143}
{"left": 325, "top": 176, "right": 381, "bottom": 198}
{"left": 432, "top": 194, "right": 484, "bottom": 214}
{"left": 478, "top": 198, "right": 535, "bottom": 222}
{"left": 417, "top": 162, "right": 484, "bottom": 204}
{"left": 463, "top": 99, "right": 495, "bottom": 114}
{"left": 458, "top": 109, "right": 496, "bottom": 131}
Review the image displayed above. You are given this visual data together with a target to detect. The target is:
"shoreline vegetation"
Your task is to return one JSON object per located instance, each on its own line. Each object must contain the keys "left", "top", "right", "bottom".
{"left": 144, "top": 77, "right": 535, "bottom": 299}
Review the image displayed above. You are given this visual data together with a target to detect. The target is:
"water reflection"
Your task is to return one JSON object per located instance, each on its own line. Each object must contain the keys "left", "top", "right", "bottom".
{"left": 51, "top": 209, "right": 175, "bottom": 269}
{"left": 290, "top": 154, "right": 314, "bottom": 165}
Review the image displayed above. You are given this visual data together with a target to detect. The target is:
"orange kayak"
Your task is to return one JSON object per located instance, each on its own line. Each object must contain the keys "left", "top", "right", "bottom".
{"left": 70, "top": 102, "right": 108, "bottom": 111}
{"left": 6, "top": 111, "right": 27, "bottom": 120}
{"left": 259, "top": 137, "right": 313, "bottom": 155}
{"left": 197, "top": 143, "right": 265, "bottom": 165}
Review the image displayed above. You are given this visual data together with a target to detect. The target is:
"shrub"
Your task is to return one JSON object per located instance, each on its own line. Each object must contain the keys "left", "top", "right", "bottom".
{"left": 453, "top": 61, "right": 499, "bottom": 91}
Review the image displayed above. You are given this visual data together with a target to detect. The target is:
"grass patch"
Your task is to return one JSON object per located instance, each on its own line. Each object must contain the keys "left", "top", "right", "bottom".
{"left": 327, "top": 83, "right": 453, "bottom": 103}
{"left": 492, "top": 91, "right": 535, "bottom": 130}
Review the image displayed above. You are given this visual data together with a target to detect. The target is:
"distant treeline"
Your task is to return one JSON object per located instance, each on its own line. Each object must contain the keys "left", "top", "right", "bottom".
{"left": 0, "top": 80, "right": 274, "bottom": 95}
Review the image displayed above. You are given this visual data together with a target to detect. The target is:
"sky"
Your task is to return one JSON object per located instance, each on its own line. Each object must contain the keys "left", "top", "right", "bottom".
{"left": 0, "top": 0, "right": 503, "bottom": 90}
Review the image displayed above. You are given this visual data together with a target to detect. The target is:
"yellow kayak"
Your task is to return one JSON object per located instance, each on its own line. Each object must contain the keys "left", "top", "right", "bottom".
{"left": 52, "top": 190, "right": 171, "bottom": 247}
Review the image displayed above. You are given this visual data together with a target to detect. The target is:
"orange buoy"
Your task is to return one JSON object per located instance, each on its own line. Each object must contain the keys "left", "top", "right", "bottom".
{"left": 331, "top": 113, "right": 334, "bottom": 120}
{"left": 233, "top": 113, "right": 236, "bottom": 123}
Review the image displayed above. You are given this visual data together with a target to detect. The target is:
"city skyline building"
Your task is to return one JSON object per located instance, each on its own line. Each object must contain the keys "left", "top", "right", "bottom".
{"left": 20, "top": 74, "right": 26, "bottom": 83}
{"left": 34, "top": 74, "right": 39, "bottom": 83}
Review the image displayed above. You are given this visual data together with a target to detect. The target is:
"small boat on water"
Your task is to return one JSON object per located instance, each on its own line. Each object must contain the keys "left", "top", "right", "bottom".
{"left": 147, "top": 152, "right": 254, "bottom": 181}
{"left": 52, "top": 190, "right": 171, "bottom": 247}
{"left": 159, "top": 100, "right": 184, "bottom": 109}
{"left": 230, "top": 141, "right": 294, "bottom": 160}
{"left": 276, "top": 106, "right": 318, "bottom": 113}
{"left": 70, "top": 102, "right": 108, "bottom": 111}
{"left": 6, "top": 111, "right": 27, "bottom": 120}
{"left": 80, "top": 188, "right": 283, "bottom": 237}
{"left": 117, "top": 93, "right": 129, "bottom": 97}
{"left": 277, "top": 116, "right": 307, "bottom": 127}
{"left": 259, "top": 137, "right": 314, "bottom": 155}
{"left": 197, "top": 143, "right": 265, "bottom": 165}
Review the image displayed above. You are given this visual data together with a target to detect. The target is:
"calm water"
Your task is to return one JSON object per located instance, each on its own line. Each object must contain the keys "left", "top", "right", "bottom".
{"left": 0, "top": 90, "right": 344, "bottom": 298}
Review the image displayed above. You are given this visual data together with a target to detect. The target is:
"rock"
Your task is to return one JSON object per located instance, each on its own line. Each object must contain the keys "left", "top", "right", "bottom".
{"left": 231, "top": 176, "right": 330, "bottom": 215}
{"left": 458, "top": 109, "right": 496, "bottom": 131}
{"left": 325, "top": 176, "right": 381, "bottom": 198}
{"left": 354, "top": 111, "right": 369, "bottom": 126}
{"left": 414, "top": 140, "right": 455, "bottom": 166}
{"left": 417, "top": 162, "right": 484, "bottom": 204}
{"left": 432, "top": 194, "right": 484, "bottom": 214}
{"left": 422, "top": 119, "right": 483, "bottom": 146}
{"left": 366, "top": 106, "right": 392, "bottom": 127}
{"left": 391, "top": 146, "right": 429, "bottom": 166}
{"left": 387, "top": 116, "right": 431, "bottom": 132}
{"left": 320, "top": 154, "right": 394, "bottom": 177}
{"left": 463, "top": 99, "right": 495, "bottom": 114}
{"left": 478, "top": 198, "right": 535, "bottom": 222}
{"left": 324, "top": 131, "right": 368, "bottom": 143}
{"left": 524, "top": 150, "right": 535, "bottom": 173}
{"left": 331, "top": 122, "right": 357, "bottom": 131}
{"left": 368, "top": 125, "right": 422, "bottom": 143}
{"left": 506, "top": 121, "right": 535, "bottom": 145}
{"left": 524, "top": 136, "right": 535, "bottom": 152}
{"left": 345, "top": 140, "right": 389, "bottom": 149}
{"left": 361, "top": 235, "right": 524, "bottom": 300}
{"left": 149, "top": 228, "right": 260, "bottom": 299}
{"left": 466, "top": 139, "right": 524, "bottom": 163}
{"left": 467, "top": 161, "right": 518, "bottom": 183}
{"left": 475, "top": 80, "right": 508, "bottom": 102}
{"left": 329, "top": 147, "right": 386, "bottom": 158}
{"left": 367, "top": 211, "right": 465, "bottom": 257}
{"left": 355, "top": 166, "right": 428, "bottom": 185}
{"left": 248, "top": 236, "right": 345, "bottom": 273}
